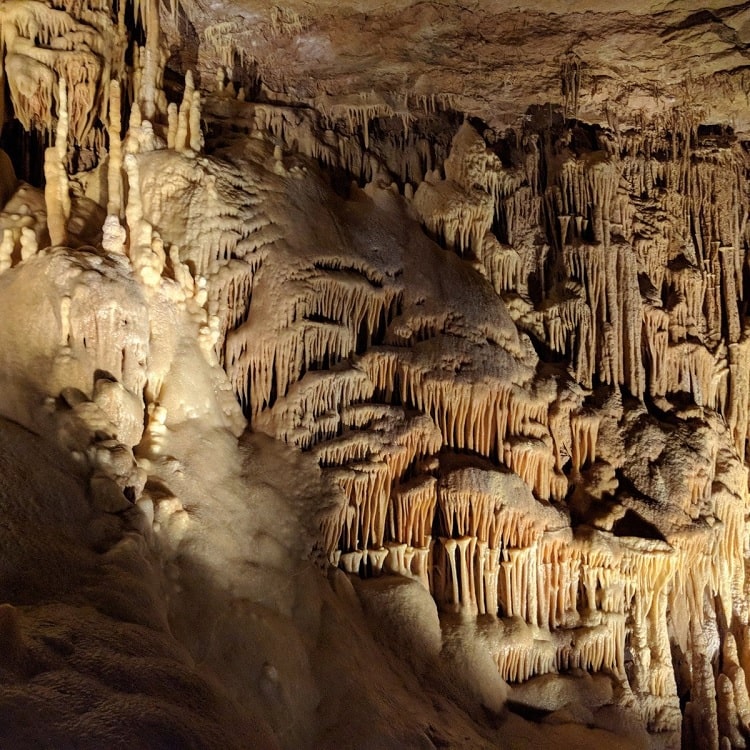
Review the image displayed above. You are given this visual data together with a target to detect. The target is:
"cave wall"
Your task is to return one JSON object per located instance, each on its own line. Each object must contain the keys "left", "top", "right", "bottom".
{"left": 1, "top": 1, "right": 750, "bottom": 748}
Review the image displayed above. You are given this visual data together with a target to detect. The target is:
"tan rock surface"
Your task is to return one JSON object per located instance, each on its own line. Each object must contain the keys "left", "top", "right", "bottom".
{"left": 1, "top": 0, "right": 750, "bottom": 748}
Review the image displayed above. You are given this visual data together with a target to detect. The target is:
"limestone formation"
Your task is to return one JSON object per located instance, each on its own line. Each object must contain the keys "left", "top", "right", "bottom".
{"left": 1, "top": 1, "right": 750, "bottom": 749}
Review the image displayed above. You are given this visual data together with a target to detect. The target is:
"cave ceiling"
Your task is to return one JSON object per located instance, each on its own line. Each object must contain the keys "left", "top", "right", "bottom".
{"left": 166, "top": 0, "right": 750, "bottom": 135}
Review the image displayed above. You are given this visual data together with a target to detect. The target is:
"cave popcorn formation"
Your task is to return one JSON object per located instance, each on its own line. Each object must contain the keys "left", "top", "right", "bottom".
{"left": 1, "top": 1, "right": 750, "bottom": 748}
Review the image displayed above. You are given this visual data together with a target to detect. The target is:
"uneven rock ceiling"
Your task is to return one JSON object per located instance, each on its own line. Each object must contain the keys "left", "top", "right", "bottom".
{"left": 4, "top": 1, "right": 750, "bottom": 750}
{"left": 179, "top": 0, "right": 750, "bottom": 133}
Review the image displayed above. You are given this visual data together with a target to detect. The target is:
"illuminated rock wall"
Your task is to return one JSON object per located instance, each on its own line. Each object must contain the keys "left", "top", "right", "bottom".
{"left": 1, "top": 2, "right": 750, "bottom": 748}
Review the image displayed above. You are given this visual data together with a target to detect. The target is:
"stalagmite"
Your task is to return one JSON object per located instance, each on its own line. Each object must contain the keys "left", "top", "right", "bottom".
{"left": 139, "top": 0, "right": 164, "bottom": 122}
{"left": 124, "top": 154, "right": 145, "bottom": 243}
{"left": 175, "top": 71, "right": 195, "bottom": 153}
{"left": 190, "top": 89, "right": 203, "bottom": 154}
{"left": 107, "top": 80, "right": 123, "bottom": 218}
{"left": 19, "top": 226, "right": 36, "bottom": 260}
{"left": 102, "top": 215, "right": 127, "bottom": 255}
{"left": 167, "top": 102, "right": 178, "bottom": 149}
{"left": 44, "top": 78, "right": 70, "bottom": 246}
{"left": 0, "top": 230, "right": 13, "bottom": 272}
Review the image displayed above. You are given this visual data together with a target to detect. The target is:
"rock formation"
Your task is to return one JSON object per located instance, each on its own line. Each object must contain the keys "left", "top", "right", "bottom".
{"left": 0, "top": 1, "right": 750, "bottom": 748}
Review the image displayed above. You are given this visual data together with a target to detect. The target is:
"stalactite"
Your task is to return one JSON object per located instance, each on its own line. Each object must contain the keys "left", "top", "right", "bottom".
{"left": 561, "top": 240, "right": 643, "bottom": 397}
{"left": 390, "top": 476, "right": 436, "bottom": 549}
{"left": 570, "top": 410, "right": 600, "bottom": 474}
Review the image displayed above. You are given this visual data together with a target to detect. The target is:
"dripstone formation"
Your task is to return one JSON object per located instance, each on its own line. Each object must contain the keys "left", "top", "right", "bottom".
{"left": 1, "top": 2, "right": 749, "bottom": 748}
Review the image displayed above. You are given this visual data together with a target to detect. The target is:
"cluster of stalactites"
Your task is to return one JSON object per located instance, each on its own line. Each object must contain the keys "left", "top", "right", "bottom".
{"left": 248, "top": 100, "right": 456, "bottom": 197}
{"left": 428, "top": 468, "right": 692, "bottom": 685}
{"left": 434, "top": 470, "right": 548, "bottom": 620}
{"left": 255, "top": 368, "right": 376, "bottom": 450}
{"left": 355, "top": 349, "right": 566, "bottom": 502}
{"left": 316, "top": 96, "right": 402, "bottom": 151}
{"left": 432, "top": 474, "right": 748, "bottom": 702}
{"left": 639, "top": 241, "right": 738, "bottom": 416}
{"left": 560, "top": 241, "right": 644, "bottom": 397}
{"left": 0, "top": 0, "right": 166, "bottom": 156}
{"left": 0, "top": 0, "right": 101, "bottom": 143}
{"left": 226, "top": 270, "right": 402, "bottom": 418}
{"left": 228, "top": 322, "right": 355, "bottom": 417}
{"left": 237, "top": 331, "right": 598, "bottom": 607}
{"left": 245, "top": 324, "right": 575, "bottom": 588}
{"left": 547, "top": 155, "right": 620, "bottom": 249}
{"left": 318, "top": 404, "right": 749, "bottom": 702}
{"left": 412, "top": 123, "right": 532, "bottom": 258}
{"left": 239, "top": 99, "right": 750, "bottom": 456}
{"left": 320, "top": 407, "right": 442, "bottom": 587}
{"left": 412, "top": 177, "right": 494, "bottom": 256}
{"left": 616, "top": 138, "right": 746, "bottom": 298}
{"left": 430, "top": 119, "right": 750, "bottom": 427}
